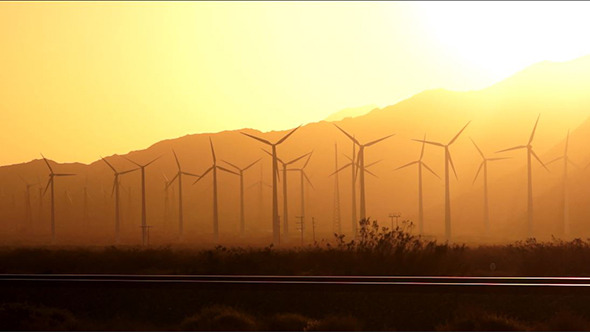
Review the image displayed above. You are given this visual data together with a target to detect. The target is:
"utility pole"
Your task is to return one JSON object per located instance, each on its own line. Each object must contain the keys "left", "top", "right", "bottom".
{"left": 296, "top": 216, "right": 304, "bottom": 246}
{"left": 388, "top": 212, "right": 400, "bottom": 229}
{"left": 312, "top": 217, "right": 316, "bottom": 243}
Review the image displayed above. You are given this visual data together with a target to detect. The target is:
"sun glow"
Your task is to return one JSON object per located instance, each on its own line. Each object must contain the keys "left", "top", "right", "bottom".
{"left": 417, "top": 1, "right": 590, "bottom": 84}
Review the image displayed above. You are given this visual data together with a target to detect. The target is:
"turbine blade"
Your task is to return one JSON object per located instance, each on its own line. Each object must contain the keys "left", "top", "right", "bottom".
{"left": 394, "top": 160, "right": 419, "bottom": 171}
{"left": 419, "top": 133, "right": 426, "bottom": 160}
{"left": 166, "top": 173, "right": 179, "bottom": 189}
{"left": 119, "top": 168, "right": 139, "bottom": 175}
{"left": 470, "top": 138, "right": 485, "bottom": 159}
{"left": 531, "top": 149, "right": 549, "bottom": 172}
{"left": 343, "top": 154, "right": 353, "bottom": 163}
{"left": 303, "top": 172, "right": 315, "bottom": 190}
{"left": 162, "top": 172, "right": 170, "bottom": 183}
{"left": 565, "top": 129, "right": 570, "bottom": 156}
{"left": 262, "top": 148, "right": 284, "bottom": 165}
{"left": 101, "top": 157, "right": 117, "bottom": 173}
{"left": 172, "top": 149, "right": 181, "bottom": 170}
{"left": 496, "top": 145, "right": 527, "bottom": 153}
{"left": 528, "top": 114, "right": 541, "bottom": 145}
{"left": 217, "top": 165, "right": 239, "bottom": 176}
{"left": 421, "top": 162, "right": 441, "bottom": 180}
{"left": 365, "top": 134, "right": 394, "bottom": 147}
{"left": 568, "top": 158, "right": 579, "bottom": 169}
{"left": 43, "top": 178, "right": 52, "bottom": 196}
{"left": 222, "top": 159, "right": 241, "bottom": 171}
{"left": 193, "top": 167, "right": 213, "bottom": 185}
{"left": 276, "top": 125, "right": 301, "bottom": 145}
{"left": 286, "top": 152, "right": 310, "bottom": 166}
{"left": 41, "top": 154, "right": 54, "bottom": 173}
{"left": 182, "top": 171, "right": 201, "bottom": 178}
{"left": 122, "top": 156, "right": 141, "bottom": 167}
{"left": 448, "top": 121, "right": 471, "bottom": 145}
{"left": 243, "top": 158, "right": 261, "bottom": 171}
{"left": 364, "top": 168, "right": 378, "bottom": 178}
{"left": 365, "top": 159, "right": 382, "bottom": 169}
{"left": 209, "top": 137, "right": 216, "bottom": 163}
{"left": 55, "top": 173, "right": 76, "bottom": 177}
{"left": 448, "top": 152, "right": 458, "bottom": 180}
{"left": 241, "top": 132, "right": 272, "bottom": 146}
{"left": 487, "top": 157, "right": 511, "bottom": 162}
{"left": 334, "top": 124, "right": 360, "bottom": 145}
{"left": 144, "top": 156, "right": 161, "bottom": 168}
{"left": 545, "top": 156, "right": 563, "bottom": 166}
{"left": 302, "top": 151, "right": 313, "bottom": 169}
{"left": 473, "top": 162, "right": 484, "bottom": 185}
{"left": 412, "top": 139, "right": 444, "bottom": 147}
{"left": 329, "top": 163, "right": 352, "bottom": 177}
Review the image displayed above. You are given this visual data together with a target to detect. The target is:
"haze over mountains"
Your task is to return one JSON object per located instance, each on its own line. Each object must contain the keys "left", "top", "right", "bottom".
{"left": 3, "top": 55, "right": 590, "bottom": 246}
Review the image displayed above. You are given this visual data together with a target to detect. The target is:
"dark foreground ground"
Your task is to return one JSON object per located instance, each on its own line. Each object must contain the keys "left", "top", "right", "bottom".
{"left": 3, "top": 220, "right": 590, "bottom": 331}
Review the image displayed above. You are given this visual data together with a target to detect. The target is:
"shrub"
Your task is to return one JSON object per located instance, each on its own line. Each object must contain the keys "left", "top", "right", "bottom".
{"left": 436, "top": 307, "right": 529, "bottom": 331}
{"left": 0, "top": 302, "right": 77, "bottom": 331}
{"left": 265, "top": 312, "right": 310, "bottom": 331}
{"left": 180, "top": 305, "right": 257, "bottom": 331}
{"left": 304, "top": 315, "right": 363, "bottom": 331}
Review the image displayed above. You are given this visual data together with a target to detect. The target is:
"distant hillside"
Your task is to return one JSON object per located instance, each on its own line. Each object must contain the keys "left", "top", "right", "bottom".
{"left": 2, "top": 55, "right": 590, "bottom": 246}
{"left": 324, "top": 104, "right": 378, "bottom": 122}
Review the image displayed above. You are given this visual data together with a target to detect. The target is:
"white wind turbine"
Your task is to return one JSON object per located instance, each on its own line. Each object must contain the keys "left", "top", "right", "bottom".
{"left": 412, "top": 121, "right": 470, "bottom": 241}
{"left": 395, "top": 134, "right": 440, "bottom": 235}
{"left": 547, "top": 131, "right": 577, "bottom": 237}
{"left": 222, "top": 158, "right": 261, "bottom": 236}
{"left": 102, "top": 157, "right": 138, "bottom": 243}
{"left": 166, "top": 150, "right": 201, "bottom": 239}
{"left": 471, "top": 138, "right": 509, "bottom": 236}
{"left": 41, "top": 154, "right": 76, "bottom": 243}
{"left": 496, "top": 115, "right": 548, "bottom": 238}
{"left": 194, "top": 138, "right": 239, "bottom": 241}
{"left": 123, "top": 155, "right": 161, "bottom": 246}
{"left": 241, "top": 127, "right": 300, "bottom": 244}
{"left": 334, "top": 125, "right": 393, "bottom": 223}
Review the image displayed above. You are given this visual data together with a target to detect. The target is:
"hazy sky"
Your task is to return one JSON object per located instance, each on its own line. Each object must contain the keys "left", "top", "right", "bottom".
{"left": 2, "top": 1, "right": 590, "bottom": 166}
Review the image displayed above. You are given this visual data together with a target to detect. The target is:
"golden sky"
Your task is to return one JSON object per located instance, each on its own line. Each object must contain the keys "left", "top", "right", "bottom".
{"left": 2, "top": 1, "right": 590, "bottom": 166}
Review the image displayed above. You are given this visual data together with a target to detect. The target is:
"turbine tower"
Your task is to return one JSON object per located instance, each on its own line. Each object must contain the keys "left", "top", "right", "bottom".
{"left": 547, "top": 131, "right": 577, "bottom": 237}
{"left": 496, "top": 115, "right": 548, "bottom": 238}
{"left": 123, "top": 155, "right": 160, "bottom": 246}
{"left": 334, "top": 125, "right": 393, "bottom": 221}
{"left": 194, "top": 138, "right": 239, "bottom": 241}
{"left": 101, "top": 157, "right": 138, "bottom": 244}
{"left": 395, "top": 134, "right": 440, "bottom": 235}
{"left": 471, "top": 138, "right": 509, "bottom": 236}
{"left": 413, "top": 121, "right": 470, "bottom": 241}
{"left": 241, "top": 126, "right": 300, "bottom": 244}
{"left": 167, "top": 150, "right": 201, "bottom": 239}
{"left": 262, "top": 149, "right": 310, "bottom": 237}
{"left": 41, "top": 154, "right": 75, "bottom": 243}
{"left": 222, "top": 158, "right": 261, "bottom": 236}
{"left": 332, "top": 144, "right": 342, "bottom": 234}
{"left": 288, "top": 152, "right": 314, "bottom": 234}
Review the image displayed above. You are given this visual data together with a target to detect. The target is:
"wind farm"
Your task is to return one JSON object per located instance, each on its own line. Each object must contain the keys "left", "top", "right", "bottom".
{"left": 4, "top": 2, "right": 590, "bottom": 330}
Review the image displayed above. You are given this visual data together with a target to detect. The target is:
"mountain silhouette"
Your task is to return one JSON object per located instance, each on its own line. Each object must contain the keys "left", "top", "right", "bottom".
{"left": 3, "top": 55, "right": 590, "bottom": 245}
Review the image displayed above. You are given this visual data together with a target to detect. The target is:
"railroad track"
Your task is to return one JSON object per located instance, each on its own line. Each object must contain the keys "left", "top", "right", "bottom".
{"left": 2, "top": 274, "right": 590, "bottom": 288}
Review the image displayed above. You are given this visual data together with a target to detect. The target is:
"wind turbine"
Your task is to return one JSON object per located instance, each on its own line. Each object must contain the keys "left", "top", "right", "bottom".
{"left": 547, "top": 131, "right": 577, "bottom": 237}
{"left": 18, "top": 176, "right": 37, "bottom": 228}
{"left": 101, "top": 157, "right": 138, "bottom": 243}
{"left": 123, "top": 155, "right": 160, "bottom": 246}
{"left": 395, "top": 134, "right": 440, "bottom": 235}
{"left": 194, "top": 138, "right": 239, "bottom": 241}
{"left": 413, "top": 121, "right": 470, "bottom": 241}
{"left": 288, "top": 152, "right": 315, "bottom": 234}
{"left": 334, "top": 125, "right": 393, "bottom": 222}
{"left": 262, "top": 149, "right": 310, "bottom": 237}
{"left": 332, "top": 144, "right": 342, "bottom": 234}
{"left": 247, "top": 163, "right": 272, "bottom": 228}
{"left": 222, "top": 158, "right": 261, "bottom": 236}
{"left": 496, "top": 115, "right": 548, "bottom": 238}
{"left": 41, "top": 154, "right": 75, "bottom": 243}
{"left": 241, "top": 126, "right": 300, "bottom": 244}
{"left": 166, "top": 150, "right": 201, "bottom": 239}
{"left": 471, "top": 138, "right": 509, "bottom": 236}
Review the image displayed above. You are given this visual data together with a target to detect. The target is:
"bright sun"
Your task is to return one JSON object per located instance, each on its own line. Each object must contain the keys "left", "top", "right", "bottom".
{"left": 416, "top": 1, "right": 590, "bottom": 83}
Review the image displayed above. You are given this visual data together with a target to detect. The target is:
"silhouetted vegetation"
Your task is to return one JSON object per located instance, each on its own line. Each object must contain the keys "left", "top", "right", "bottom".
{"left": 4, "top": 219, "right": 590, "bottom": 276}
